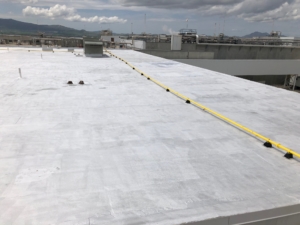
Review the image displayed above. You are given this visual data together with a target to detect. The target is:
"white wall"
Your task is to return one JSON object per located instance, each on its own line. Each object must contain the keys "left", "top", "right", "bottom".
{"left": 171, "top": 35, "right": 182, "bottom": 51}
{"left": 100, "top": 36, "right": 121, "bottom": 43}
{"left": 133, "top": 40, "right": 146, "bottom": 50}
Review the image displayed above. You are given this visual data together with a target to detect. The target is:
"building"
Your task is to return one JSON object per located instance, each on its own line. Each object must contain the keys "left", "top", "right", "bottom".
{"left": 0, "top": 34, "right": 83, "bottom": 47}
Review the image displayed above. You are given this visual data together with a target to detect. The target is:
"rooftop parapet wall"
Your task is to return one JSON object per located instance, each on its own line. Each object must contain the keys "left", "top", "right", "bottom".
{"left": 145, "top": 42, "right": 300, "bottom": 59}
{"left": 137, "top": 50, "right": 214, "bottom": 59}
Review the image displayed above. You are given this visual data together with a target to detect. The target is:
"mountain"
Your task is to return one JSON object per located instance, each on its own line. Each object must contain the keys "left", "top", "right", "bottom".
{"left": 242, "top": 32, "right": 270, "bottom": 38}
{"left": 0, "top": 18, "right": 100, "bottom": 37}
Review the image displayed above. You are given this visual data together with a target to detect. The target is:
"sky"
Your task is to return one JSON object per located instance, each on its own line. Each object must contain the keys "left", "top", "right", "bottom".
{"left": 1, "top": 0, "right": 300, "bottom": 36}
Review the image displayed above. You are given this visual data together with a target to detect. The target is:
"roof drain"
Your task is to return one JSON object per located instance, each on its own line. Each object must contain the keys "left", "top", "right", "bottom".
{"left": 79, "top": 81, "right": 85, "bottom": 85}
{"left": 67, "top": 81, "right": 73, "bottom": 84}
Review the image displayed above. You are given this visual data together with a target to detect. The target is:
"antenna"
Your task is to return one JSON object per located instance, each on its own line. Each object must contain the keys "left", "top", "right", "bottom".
{"left": 144, "top": 14, "right": 147, "bottom": 34}
{"left": 214, "top": 23, "right": 216, "bottom": 36}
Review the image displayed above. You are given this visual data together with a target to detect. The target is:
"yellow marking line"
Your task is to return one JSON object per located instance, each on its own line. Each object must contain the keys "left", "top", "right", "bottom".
{"left": 106, "top": 50, "right": 300, "bottom": 159}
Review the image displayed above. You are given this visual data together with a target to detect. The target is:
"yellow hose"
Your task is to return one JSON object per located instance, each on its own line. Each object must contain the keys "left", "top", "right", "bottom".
{"left": 106, "top": 50, "right": 300, "bottom": 159}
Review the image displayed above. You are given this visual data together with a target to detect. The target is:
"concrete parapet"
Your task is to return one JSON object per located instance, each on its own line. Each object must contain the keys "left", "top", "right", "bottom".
{"left": 145, "top": 42, "right": 300, "bottom": 59}
{"left": 138, "top": 50, "right": 214, "bottom": 59}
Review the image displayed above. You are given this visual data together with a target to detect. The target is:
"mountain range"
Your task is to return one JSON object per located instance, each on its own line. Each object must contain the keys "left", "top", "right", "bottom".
{"left": 242, "top": 32, "right": 271, "bottom": 38}
{"left": 0, "top": 18, "right": 280, "bottom": 38}
{"left": 0, "top": 18, "right": 100, "bottom": 37}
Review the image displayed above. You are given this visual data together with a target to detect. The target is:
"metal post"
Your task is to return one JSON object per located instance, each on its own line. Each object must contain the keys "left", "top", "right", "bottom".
{"left": 284, "top": 75, "right": 289, "bottom": 88}
{"left": 293, "top": 75, "right": 298, "bottom": 90}
{"left": 19, "top": 68, "right": 22, "bottom": 78}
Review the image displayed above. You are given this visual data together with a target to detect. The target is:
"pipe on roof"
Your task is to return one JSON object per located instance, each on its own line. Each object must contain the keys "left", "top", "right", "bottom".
{"left": 105, "top": 49, "right": 300, "bottom": 160}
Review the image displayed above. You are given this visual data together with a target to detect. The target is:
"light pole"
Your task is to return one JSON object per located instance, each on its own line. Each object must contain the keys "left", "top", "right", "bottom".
{"left": 1, "top": 30, "right": 7, "bottom": 45}
{"left": 131, "top": 23, "right": 133, "bottom": 34}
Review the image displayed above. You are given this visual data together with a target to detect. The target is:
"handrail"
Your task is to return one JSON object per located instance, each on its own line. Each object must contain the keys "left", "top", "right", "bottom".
{"left": 105, "top": 50, "right": 300, "bottom": 160}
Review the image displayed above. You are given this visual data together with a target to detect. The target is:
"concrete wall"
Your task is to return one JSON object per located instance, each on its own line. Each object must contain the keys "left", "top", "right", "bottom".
{"left": 182, "top": 44, "right": 197, "bottom": 51}
{"left": 146, "top": 42, "right": 171, "bottom": 50}
{"left": 173, "top": 59, "right": 300, "bottom": 85}
{"left": 133, "top": 40, "right": 146, "bottom": 50}
{"left": 139, "top": 50, "right": 214, "bottom": 59}
{"left": 237, "top": 75, "right": 286, "bottom": 85}
{"left": 145, "top": 42, "right": 300, "bottom": 59}
{"left": 186, "top": 204, "right": 300, "bottom": 225}
{"left": 173, "top": 59, "right": 300, "bottom": 76}
{"left": 196, "top": 44, "right": 300, "bottom": 59}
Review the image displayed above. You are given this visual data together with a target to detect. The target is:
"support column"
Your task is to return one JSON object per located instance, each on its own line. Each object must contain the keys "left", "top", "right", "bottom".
{"left": 292, "top": 75, "right": 298, "bottom": 90}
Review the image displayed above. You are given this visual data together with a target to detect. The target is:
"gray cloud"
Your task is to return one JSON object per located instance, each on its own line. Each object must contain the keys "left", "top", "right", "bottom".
{"left": 6, "top": 0, "right": 300, "bottom": 23}
{"left": 115, "top": 0, "right": 242, "bottom": 9}
{"left": 228, "top": 0, "right": 295, "bottom": 14}
{"left": 114, "top": 0, "right": 300, "bottom": 22}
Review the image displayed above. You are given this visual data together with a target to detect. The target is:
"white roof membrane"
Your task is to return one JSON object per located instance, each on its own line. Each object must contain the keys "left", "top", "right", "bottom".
{"left": 0, "top": 49, "right": 300, "bottom": 225}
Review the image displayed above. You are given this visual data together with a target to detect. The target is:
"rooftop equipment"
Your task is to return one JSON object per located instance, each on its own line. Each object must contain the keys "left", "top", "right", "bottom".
{"left": 84, "top": 40, "right": 103, "bottom": 57}
{"left": 171, "top": 35, "right": 182, "bottom": 51}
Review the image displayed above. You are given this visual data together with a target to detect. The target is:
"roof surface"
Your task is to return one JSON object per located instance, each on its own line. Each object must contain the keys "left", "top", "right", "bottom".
{"left": 1, "top": 47, "right": 300, "bottom": 225}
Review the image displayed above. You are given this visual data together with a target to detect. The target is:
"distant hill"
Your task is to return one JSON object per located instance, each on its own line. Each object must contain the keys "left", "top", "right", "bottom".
{"left": 242, "top": 32, "right": 270, "bottom": 38}
{"left": 0, "top": 18, "right": 100, "bottom": 37}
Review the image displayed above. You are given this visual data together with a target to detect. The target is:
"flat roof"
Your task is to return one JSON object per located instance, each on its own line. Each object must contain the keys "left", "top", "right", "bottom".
{"left": 1, "top": 47, "right": 300, "bottom": 225}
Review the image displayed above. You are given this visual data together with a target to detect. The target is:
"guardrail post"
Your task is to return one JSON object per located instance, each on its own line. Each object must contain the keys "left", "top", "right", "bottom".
{"left": 293, "top": 75, "right": 298, "bottom": 90}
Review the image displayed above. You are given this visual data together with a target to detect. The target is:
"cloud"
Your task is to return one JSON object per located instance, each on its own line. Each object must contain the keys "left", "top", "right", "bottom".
{"left": 148, "top": 18, "right": 177, "bottom": 22}
{"left": 239, "top": 2, "right": 300, "bottom": 22}
{"left": 11, "top": 0, "right": 300, "bottom": 23}
{"left": 21, "top": 0, "right": 38, "bottom": 3}
{"left": 227, "top": 0, "right": 300, "bottom": 22}
{"left": 5, "top": 0, "right": 39, "bottom": 3}
{"left": 22, "top": 4, "right": 127, "bottom": 24}
{"left": 114, "top": 0, "right": 242, "bottom": 9}
{"left": 113, "top": 0, "right": 300, "bottom": 22}
{"left": 23, "top": 4, "right": 75, "bottom": 18}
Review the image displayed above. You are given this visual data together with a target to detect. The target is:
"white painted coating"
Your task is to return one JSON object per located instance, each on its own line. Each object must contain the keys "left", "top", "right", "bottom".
{"left": 1, "top": 48, "right": 300, "bottom": 225}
